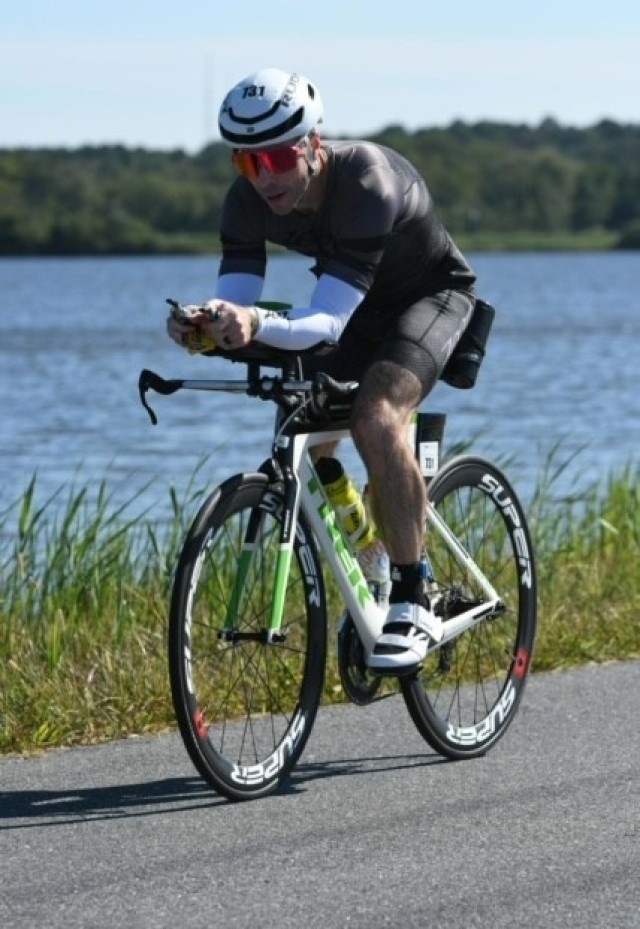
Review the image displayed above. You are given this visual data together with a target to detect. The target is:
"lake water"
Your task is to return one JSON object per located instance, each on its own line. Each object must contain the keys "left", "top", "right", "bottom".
{"left": 0, "top": 252, "right": 638, "bottom": 524}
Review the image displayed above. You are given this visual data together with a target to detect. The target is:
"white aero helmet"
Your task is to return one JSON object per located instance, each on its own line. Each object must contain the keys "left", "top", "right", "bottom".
{"left": 218, "top": 68, "right": 323, "bottom": 150}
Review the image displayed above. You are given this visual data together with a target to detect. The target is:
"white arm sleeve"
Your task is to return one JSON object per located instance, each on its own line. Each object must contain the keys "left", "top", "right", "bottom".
{"left": 254, "top": 274, "right": 366, "bottom": 350}
{"left": 216, "top": 272, "right": 264, "bottom": 304}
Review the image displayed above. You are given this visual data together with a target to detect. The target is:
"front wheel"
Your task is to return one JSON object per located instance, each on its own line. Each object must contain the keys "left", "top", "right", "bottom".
{"left": 168, "top": 473, "right": 327, "bottom": 801}
{"left": 401, "top": 456, "right": 537, "bottom": 759}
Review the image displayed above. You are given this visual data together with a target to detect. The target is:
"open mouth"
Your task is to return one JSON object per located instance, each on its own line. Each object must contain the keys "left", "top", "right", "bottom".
{"left": 265, "top": 191, "right": 287, "bottom": 205}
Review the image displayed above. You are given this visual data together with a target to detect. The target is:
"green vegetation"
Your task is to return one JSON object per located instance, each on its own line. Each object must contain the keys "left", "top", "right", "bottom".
{"left": 1, "top": 454, "right": 639, "bottom": 755}
{"left": 527, "top": 454, "right": 640, "bottom": 669}
{"left": 1, "top": 118, "right": 639, "bottom": 255}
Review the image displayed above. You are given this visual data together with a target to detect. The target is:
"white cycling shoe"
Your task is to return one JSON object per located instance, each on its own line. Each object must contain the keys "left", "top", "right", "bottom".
{"left": 368, "top": 601, "right": 444, "bottom": 675}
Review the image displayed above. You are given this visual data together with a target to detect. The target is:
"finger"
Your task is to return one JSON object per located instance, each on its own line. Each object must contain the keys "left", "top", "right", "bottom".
{"left": 167, "top": 318, "right": 191, "bottom": 344}
{"left": 167, "top": 318, "right": 185, "bottom": 335}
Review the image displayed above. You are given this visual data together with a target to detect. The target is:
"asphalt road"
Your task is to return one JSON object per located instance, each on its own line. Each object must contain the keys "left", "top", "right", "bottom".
{"left": 1, "top": 661, "right": 639, "bottom": 929}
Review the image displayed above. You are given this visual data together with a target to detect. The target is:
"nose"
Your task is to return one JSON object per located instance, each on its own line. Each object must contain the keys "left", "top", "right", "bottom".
{"left": 254, "top": 163, "right": 277, "bottom": 187}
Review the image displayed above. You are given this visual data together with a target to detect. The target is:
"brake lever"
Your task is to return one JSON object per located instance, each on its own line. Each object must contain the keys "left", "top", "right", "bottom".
{"left": 313, "top": 372, "right": 359, "bottom": 402}
{"left": 138, "top": 368, "right": 185, "bottom": 425}
{"left": 308, "top": 372, "right": 359, "bottom": 420}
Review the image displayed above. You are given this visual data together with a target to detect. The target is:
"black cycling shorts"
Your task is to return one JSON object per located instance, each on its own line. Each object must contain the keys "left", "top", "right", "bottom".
{"left": 303, "top": 289, "right": 475, "bottom": 398}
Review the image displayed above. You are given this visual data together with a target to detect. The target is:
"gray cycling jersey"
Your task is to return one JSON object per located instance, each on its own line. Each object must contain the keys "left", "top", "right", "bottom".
{"left": 219, "top": 140, "right": 476, "bottom": 335}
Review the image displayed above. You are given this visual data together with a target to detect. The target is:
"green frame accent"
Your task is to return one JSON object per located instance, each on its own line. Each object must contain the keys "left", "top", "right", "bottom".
{"left": 224, "top": 544, "right": 255, "bottom": 632}
{"left": 268, "top": 546, "right": 293, "bottom": 633}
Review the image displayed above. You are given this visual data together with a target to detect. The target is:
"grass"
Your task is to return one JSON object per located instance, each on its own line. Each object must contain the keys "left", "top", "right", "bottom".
{"left": 528, "top": 452, "right": 640, "bottom": 669}
{"left": 1, "top": 454, "right": 639, "bottom": 755}
{"left": 0, "top": 469, "right": 208, "bottom": 753}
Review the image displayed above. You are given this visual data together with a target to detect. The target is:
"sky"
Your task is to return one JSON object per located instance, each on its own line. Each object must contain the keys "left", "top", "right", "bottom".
{"left": 2, "top": 1, "right": 639, "bottom": 152}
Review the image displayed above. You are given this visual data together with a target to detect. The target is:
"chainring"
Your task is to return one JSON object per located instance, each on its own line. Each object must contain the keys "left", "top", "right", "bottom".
{"left": 336, "top": 612, "right": 382, "bottom": 705}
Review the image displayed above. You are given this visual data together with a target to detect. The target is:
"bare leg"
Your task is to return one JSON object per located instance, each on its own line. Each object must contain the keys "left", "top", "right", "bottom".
{"left": 352, "top": 360, "right": 444, "bottom": 672}
{"left": 350, "top": 360, "right": 425, "bottom": 564}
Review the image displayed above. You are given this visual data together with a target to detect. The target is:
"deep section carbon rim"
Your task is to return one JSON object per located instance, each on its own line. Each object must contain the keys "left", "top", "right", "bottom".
{"left": 169, "top": 475, "right": 327, "bottom": 800}
{"left": 401, "top": 456, "right": 537, "bottom": 759}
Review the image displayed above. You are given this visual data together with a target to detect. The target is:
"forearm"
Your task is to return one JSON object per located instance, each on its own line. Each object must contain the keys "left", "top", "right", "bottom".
{"left": 208, "top": 271, "right": 366, "bottom": 349}
{"left": 214, "top": 270, "right": 339, "bottom": 347}
{"left": 254, "top": 274, "right": 365, "bottom": 348}
{"left": 253, "top": 305, "right": 345, "bottom": 349}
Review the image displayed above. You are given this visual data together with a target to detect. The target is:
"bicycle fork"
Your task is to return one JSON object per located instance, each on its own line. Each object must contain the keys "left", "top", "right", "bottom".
{"left": 220, "top": 474, "right": 300, "bottom": 644}
{"left": 220, "top": 426, "right": 308, "bottom": 645}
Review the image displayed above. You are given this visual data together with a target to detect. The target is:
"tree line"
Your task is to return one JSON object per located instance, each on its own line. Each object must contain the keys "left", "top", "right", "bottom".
{"left": 1, "top": 118, "right": 639, "bottom": 255}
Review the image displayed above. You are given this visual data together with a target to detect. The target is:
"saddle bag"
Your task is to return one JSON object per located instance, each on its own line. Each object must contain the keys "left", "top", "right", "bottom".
{"left": 441, "top": 297, "right": 496, "bottom": 389}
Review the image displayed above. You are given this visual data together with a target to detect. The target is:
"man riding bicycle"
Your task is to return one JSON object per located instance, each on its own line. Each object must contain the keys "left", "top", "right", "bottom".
{"left": 167, "top": 67, "right": 477, "bottom": 675}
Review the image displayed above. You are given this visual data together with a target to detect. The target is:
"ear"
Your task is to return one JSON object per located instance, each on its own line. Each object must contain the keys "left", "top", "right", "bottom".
{"left": 310, "top": 132, "right": 321, "bottom": 150}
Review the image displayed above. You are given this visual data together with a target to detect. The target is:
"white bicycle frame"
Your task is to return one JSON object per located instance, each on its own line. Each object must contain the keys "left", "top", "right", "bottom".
{"left": 290, "top": 427, "right": 503, "bottom": 660}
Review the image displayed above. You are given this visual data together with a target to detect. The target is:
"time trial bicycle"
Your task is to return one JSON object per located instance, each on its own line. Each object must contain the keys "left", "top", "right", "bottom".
{"left": 138, "top": 331, "right": 537, "bottom": 802}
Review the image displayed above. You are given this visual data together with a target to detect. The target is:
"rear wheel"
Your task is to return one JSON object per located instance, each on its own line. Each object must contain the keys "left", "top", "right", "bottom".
{"left": 169, "top": 474, "right": 327, "bottom": 800}
{"left": 401, "top": 456, "right": 537, "bottom": 759}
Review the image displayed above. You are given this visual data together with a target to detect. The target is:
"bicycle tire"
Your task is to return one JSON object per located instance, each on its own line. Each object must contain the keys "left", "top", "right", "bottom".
{"left": 168, "top": 473, "right": 327, "bottom": 801}
{"left": 401, "top": 455, "right": 537, "bottom": 759}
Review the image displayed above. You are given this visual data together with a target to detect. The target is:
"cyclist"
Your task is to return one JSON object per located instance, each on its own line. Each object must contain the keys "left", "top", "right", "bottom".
{"left": 167, "top": 67, "right": 477, "bottom": 675}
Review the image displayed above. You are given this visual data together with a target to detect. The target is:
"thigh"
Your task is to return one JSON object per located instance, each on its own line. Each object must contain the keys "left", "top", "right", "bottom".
{"left": 302, "top": 290, "right": 474, "bottom": 397}
{"left": 377, "top": 290, "right": 475, "bottom": 396}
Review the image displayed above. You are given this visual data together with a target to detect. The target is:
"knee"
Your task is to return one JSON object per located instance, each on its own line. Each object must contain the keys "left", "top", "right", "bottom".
{"left": 351, "top": 399, "right": 396, "bottom": 457}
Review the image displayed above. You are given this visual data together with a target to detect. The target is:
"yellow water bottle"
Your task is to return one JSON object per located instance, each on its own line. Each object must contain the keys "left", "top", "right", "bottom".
{"left": 315, "top": 457, "right": 390, "bottom": 605}
{"left": 315, "top": 458, "right": 374, "bottom": 548}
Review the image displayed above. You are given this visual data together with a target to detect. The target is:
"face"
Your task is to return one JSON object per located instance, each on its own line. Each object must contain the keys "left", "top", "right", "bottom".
{"left": 232, "top": 141, "right": 315, "bottom": 215}
{"left": 252, "top": 158, "right": 311, "bottom": 215}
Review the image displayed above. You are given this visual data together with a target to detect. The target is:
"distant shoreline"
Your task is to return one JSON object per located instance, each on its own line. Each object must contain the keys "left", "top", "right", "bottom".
{"left": 2, "top": 121, "right": 639, "bottom": 256}
{"left": 0, "top": 230, "right": 633, "bottom": 259}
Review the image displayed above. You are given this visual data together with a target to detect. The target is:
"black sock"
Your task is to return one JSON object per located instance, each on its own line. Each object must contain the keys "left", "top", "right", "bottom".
{"left": 389, "top": 562, "right": 429, "bottom": 608}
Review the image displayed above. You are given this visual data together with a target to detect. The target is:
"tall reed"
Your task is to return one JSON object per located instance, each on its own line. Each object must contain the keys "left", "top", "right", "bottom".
{"left": 1, "top": 467, "right": 208, "bottom": 752}
{"left": 527, "top": 450, "right": 640, "bottom": 667}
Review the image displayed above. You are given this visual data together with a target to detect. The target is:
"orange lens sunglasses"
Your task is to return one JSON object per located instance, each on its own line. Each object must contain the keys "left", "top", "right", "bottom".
{"left": 231, "top": 143, "right": 305, "bottom": 179}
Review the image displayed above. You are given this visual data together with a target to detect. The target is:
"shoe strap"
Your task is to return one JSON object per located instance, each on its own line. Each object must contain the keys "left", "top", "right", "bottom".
{"left": 412, "top": 605, "right": 443, "bottom": 642}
